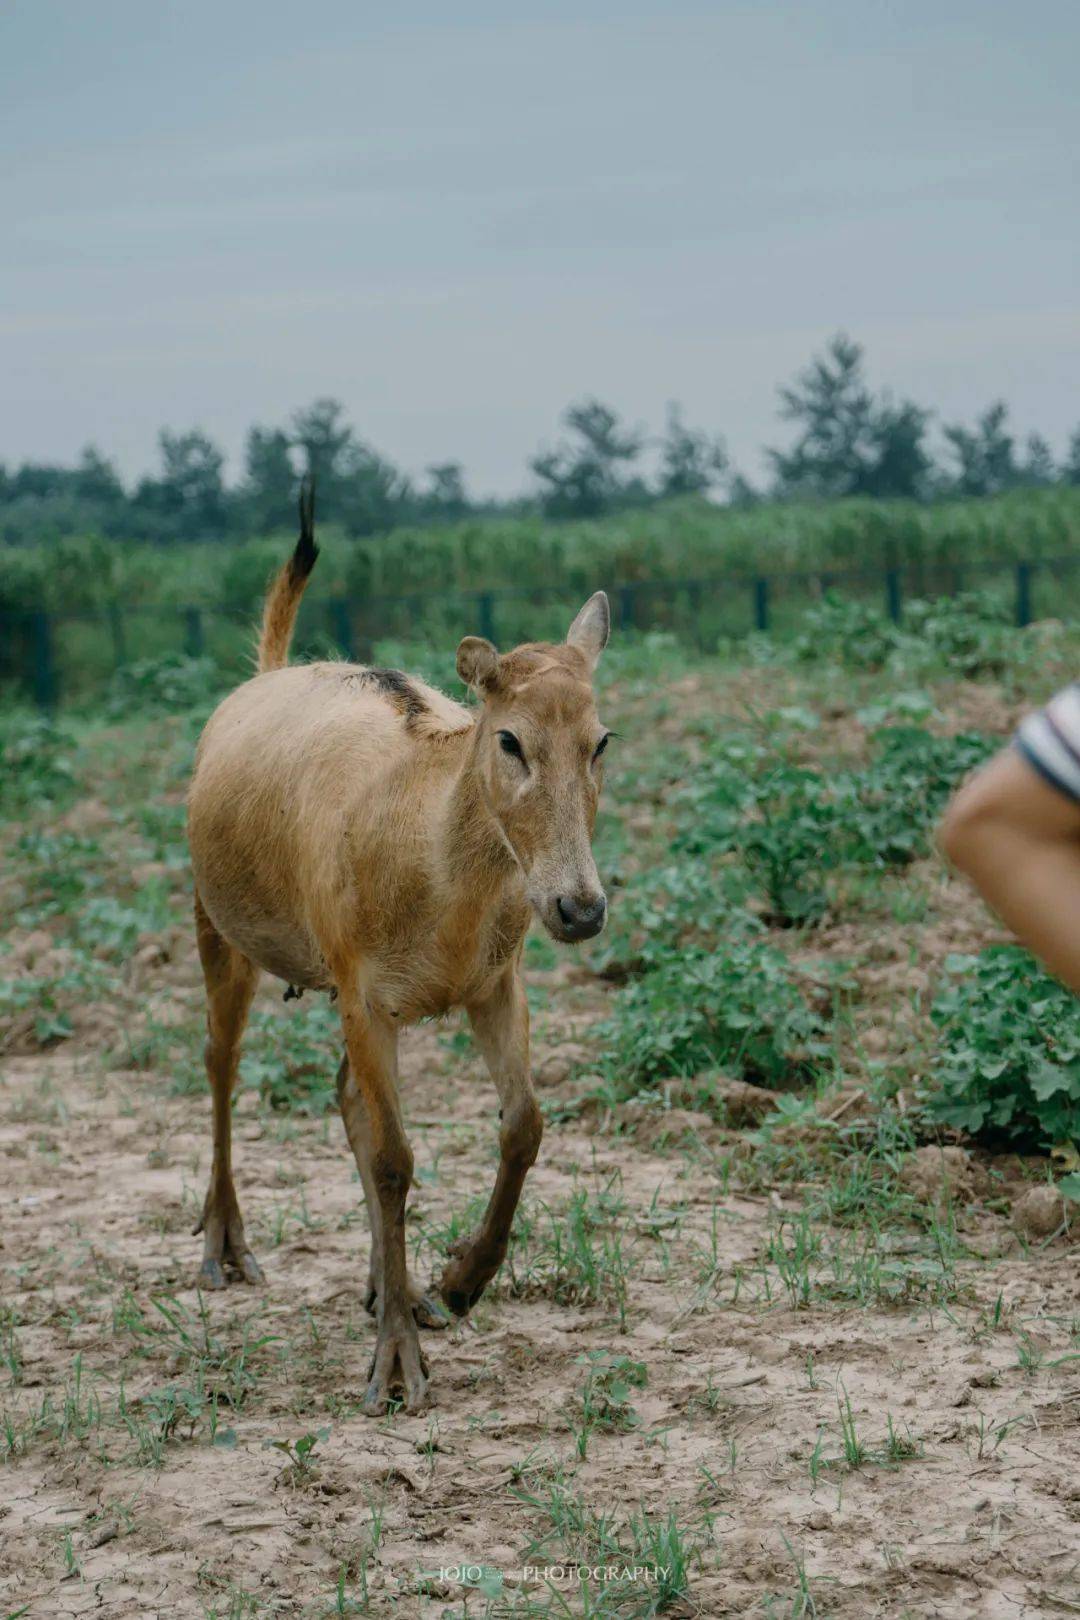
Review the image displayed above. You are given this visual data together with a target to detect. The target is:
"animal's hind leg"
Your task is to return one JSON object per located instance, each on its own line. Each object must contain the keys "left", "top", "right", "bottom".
{"left": 336, "top": 1055, "right": 448, "bottom": 1331}
{"left": 193, "top": 893, "right": 262, "bottom": 1289}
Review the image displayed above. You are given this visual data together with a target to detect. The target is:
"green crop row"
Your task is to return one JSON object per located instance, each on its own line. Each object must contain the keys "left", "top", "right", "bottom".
{"left": 4, "top": 486, "right": 1080, "bottom": 620}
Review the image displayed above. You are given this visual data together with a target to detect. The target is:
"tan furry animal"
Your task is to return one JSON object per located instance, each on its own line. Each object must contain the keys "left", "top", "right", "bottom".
{"left": 187, "top": 486, "right": 611, "bottom": 1414}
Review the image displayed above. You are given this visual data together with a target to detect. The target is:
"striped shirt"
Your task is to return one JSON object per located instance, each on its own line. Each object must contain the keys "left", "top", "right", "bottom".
{"left": 1016, "top": 683, "right": 1080, "bottom": 802}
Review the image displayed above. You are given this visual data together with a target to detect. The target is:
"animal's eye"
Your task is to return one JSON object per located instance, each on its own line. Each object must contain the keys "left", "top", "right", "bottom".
{"left": 497, "top": 730, "right": 525, "bottom": 761}
{"left": 593, "top": 733, "right": 611, "bottom": 761}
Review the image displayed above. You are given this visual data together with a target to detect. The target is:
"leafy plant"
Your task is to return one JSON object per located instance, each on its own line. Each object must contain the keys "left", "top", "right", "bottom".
{"left": 735, "top": 728, "right": 998, "bottom": 925}
{"left": 793, "top": 592, "right": 902, "bottom": 670}
{"left": 241, "top": 1001, "right": 342, "bottom": 1114}
{"left": 598, "top": 941, "right": 830, "bottom": 1092}
{"left": 926, "top": 946, "right": 1080, "bottom": 1147}
{"left": 0, "top": 711, "right": 77, "bottom": 813}
{"left": 266, "top": 1427, "right": 330, "bottom": 1477}
{"left": 901, "top": 591, "right": 1016, "bottom": 677}
{"left": 106, "top": 653, "right": 222, "bottom": 717}
{"left": 854, "top": 726, "right": 997, "bottom": 856}
{"left": 591, "top": 860, "right": 761, "bottom": 979}
{"left": 668, "top": 733, "right": 765, "bottom": 854}
{"left": 574, "top": 1350, "right": 648, "bottom": 1457}
{"left": 737, "top": 766, "right": 840, "bottom": 926}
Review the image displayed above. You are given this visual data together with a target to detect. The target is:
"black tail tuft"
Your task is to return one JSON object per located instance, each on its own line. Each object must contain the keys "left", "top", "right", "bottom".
{"left": 290, "top": 477, "right": 319, "bottom": 581}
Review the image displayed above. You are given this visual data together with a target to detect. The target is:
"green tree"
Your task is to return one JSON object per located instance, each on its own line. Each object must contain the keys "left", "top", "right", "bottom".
{"left": 727, "top": 471, "right": 762, "bottom": 507}
{"left": 8, "top": 461, "right": 69, "bottom": 499}
{"left": 422, "top": 462, "right": 469, "bottom": 519}
{"left": 768, "top": 334, "right": 933, "bottom": 500}
{"left": 531, "top": 399, "right": 643, "bottom": 518}
{"left": 288, "top": 398, "right": 408, "bottom": 534}
{"left": 656, "top": 405, "right": 728, "bottom": 497}
{"left": 291, "top": 398, "right": 355, "bottom": 491}
{"left": 942, "top": 402, "right": 1019, "bottom": 496}
{"left": 1020, "top": 433, "right": 1055, "bottom": 487}
{"left": 768, "top": 334, "right": 872, "bottom": 497}
{"left": 73, "top": 445, "right": 126, "bottom": 507}
{"left": 863, "top": 398, "right": 933, "bottom": 499}
{"left": 244, "top": 425, "right": 296, "bottom": 531}
{"left": 142, "top": 428, "right": 227, "bottom": 537}
{"left": 1064, "top": 427, "right": 1080, "bottom": 487}
{"left": 337, "top": 441, "right": 409, "bottom": 537}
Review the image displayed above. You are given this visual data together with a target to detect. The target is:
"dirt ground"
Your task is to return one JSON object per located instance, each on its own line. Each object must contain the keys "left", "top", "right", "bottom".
{"left": 4, "top": 644, "right": 1080, "bottom": 1618}
{"left": 3, "top": 936, "right": 1080, "bottom": 1619}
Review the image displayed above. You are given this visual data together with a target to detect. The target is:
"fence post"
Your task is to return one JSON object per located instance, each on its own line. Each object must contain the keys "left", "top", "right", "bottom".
{"left": 618, "top": 584, "right": 637, "bottom": 632}
{"left": 32, "top": 610, "right": 57, "bottom": 710}
{"left": 1015, "top": 561, "right": 1032, "bottom": 628}
{"left": 687, "top": 581, "right": 705, "bottom": 649}
{"left": 477, "top": 590, "right": 496, "bottom": 644}
{"left": 184, "top": 606, "right": 204, "bottom": 658}
{"left": 753, "top": 578, "right": 769, "bottom": 633}
{"left": 330, "top": 598, "right": 355, "bottom": 661}
{"left": 108, "top": 600, "right": 127, "bottom": 669}
{"left": 885, "top": 569, "right": 902, "bottom": 624}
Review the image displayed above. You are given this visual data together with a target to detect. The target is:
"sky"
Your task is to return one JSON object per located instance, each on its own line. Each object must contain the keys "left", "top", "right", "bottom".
{"left": 2, "top": 0, "right": 1078, "bottom": 496}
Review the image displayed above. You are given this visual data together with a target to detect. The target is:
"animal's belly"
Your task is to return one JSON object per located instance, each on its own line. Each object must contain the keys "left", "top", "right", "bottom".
{"left": 198, "top": 880, "right": 330, "bottom": 990}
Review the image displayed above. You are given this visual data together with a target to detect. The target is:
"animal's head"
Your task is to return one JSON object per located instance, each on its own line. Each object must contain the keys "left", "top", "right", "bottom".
{"left": 457, "top": 594, "right": 611, "bottom": 943}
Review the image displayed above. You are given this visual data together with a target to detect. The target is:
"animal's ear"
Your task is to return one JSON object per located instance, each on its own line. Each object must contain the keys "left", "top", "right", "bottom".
{"left": 456, "top": 635, "right": 500, "bottom": 694}
{"left": 566, "top": 591, "right": 610, "bottom": 670}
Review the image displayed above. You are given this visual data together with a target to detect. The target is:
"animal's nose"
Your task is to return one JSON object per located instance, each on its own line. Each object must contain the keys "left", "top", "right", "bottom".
{"left": 556, "top": 893, "right": 607, "bottom": 940}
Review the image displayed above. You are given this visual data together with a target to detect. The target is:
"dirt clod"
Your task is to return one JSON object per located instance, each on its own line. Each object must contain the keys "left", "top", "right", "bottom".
{"left": 1011, "top": 1183, "right": 1067, "bottom": 1239}
{"left": 706, "top": 1074, "right": 782, "bottom": 1126}
{"left": 899, "top": 1145, "right": 986, "bottom": 1207}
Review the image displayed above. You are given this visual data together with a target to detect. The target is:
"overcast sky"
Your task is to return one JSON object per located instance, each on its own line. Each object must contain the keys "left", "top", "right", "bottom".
{"left": 3, "top": 0, "right": 1078, "bottom": 496}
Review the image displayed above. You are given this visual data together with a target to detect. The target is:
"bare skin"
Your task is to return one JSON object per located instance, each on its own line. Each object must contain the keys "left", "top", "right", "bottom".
{"left": 939, "top": 747, "right": 1080, "bottom": 992}
{"left": 187, "top": 488, "right": 612, "bottom": 1414}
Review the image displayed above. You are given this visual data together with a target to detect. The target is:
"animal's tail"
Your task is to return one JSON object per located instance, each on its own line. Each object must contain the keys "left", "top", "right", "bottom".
{"left": 257, "top": 479, "right": 318, "bottom": 673}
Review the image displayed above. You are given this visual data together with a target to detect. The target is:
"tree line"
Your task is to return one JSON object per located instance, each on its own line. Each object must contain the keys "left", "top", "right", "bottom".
{"left": 3, "top": 334, "right": 1079, "bottom": 545}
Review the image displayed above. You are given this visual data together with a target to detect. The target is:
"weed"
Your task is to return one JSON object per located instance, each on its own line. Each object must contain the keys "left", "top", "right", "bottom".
{"left": 927, "top": 946, "right": 1080, "bottom": 1147}
{"left": 597, "top": 941, "right": 830, "bottom": 1093}
{"left": 835, "top": 1387, "right": 867, "bottom": 1469}
{"left": 573, "top": 1350, "right": 648, "bottom": 1457}
{"left": 266, "top": 1426, "right": 331, "bottom": 1479}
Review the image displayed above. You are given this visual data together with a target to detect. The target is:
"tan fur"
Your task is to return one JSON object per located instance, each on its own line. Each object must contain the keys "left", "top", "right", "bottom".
{"left": 257, "top": 483, "right": 316, "bottom": 672}
{"left": 187, "top": 519, "right": 610, "bottom": 1415}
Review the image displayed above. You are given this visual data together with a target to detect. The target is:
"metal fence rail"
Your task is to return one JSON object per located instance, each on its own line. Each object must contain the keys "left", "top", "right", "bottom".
{"left": 3, "top": 553, "right": 1078, "bottom": 710}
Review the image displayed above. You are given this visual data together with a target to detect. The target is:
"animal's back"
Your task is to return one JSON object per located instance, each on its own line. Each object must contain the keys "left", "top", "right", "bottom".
{"left": 188, "top": 661, "right": 472, "bottom": 985}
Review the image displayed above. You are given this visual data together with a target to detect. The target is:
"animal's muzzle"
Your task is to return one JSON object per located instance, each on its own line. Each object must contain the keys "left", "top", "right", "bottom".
{"left": 553, "top": 892, "right": 607, "bottom": 942}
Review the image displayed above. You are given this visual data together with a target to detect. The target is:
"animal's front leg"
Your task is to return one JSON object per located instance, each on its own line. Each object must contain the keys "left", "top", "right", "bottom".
{"left": 441, "top": 966, "right": 542, "bottom": 1318}
{"left": 335, "top": 987, "right": 430, "bottom": 1416}
{"left": 336, "top": 1055, "right": 448, "bottom": 1331}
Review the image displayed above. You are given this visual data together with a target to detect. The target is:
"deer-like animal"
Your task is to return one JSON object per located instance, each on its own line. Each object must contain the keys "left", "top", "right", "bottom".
{"left": 186, "top": 487, "right": 611, "bottom": 1414}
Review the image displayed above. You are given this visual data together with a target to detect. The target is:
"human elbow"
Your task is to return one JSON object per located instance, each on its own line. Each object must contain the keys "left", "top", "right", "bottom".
{"left": 937, "top": 773, "right": 1000, "bottom": 874}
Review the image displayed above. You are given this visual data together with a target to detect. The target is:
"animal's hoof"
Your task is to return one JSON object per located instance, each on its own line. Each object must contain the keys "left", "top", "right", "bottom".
{"left": 361, "top": 1321, "right": 431, "bottom": 1417}
{"left": 236, "top": 1250, "right": 264, "bottom": 1285}
{"left": 198, "top": 1248, "right": 263, "bottom": 1289}
{"left": 413, "top": 1291, "right": 451, "bottom": 1331}
{"left": 442, "top": 1279, "right": 487, "bottom": 1318}
{"left": 366, "top": 1282, "right": 451, "bottom": 1329}
{"left": 439, "top": 1241, "right": 499, "bottom": 1317}
{"left": 198, "top": 1258, "right": 227, "bottom": 1291}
